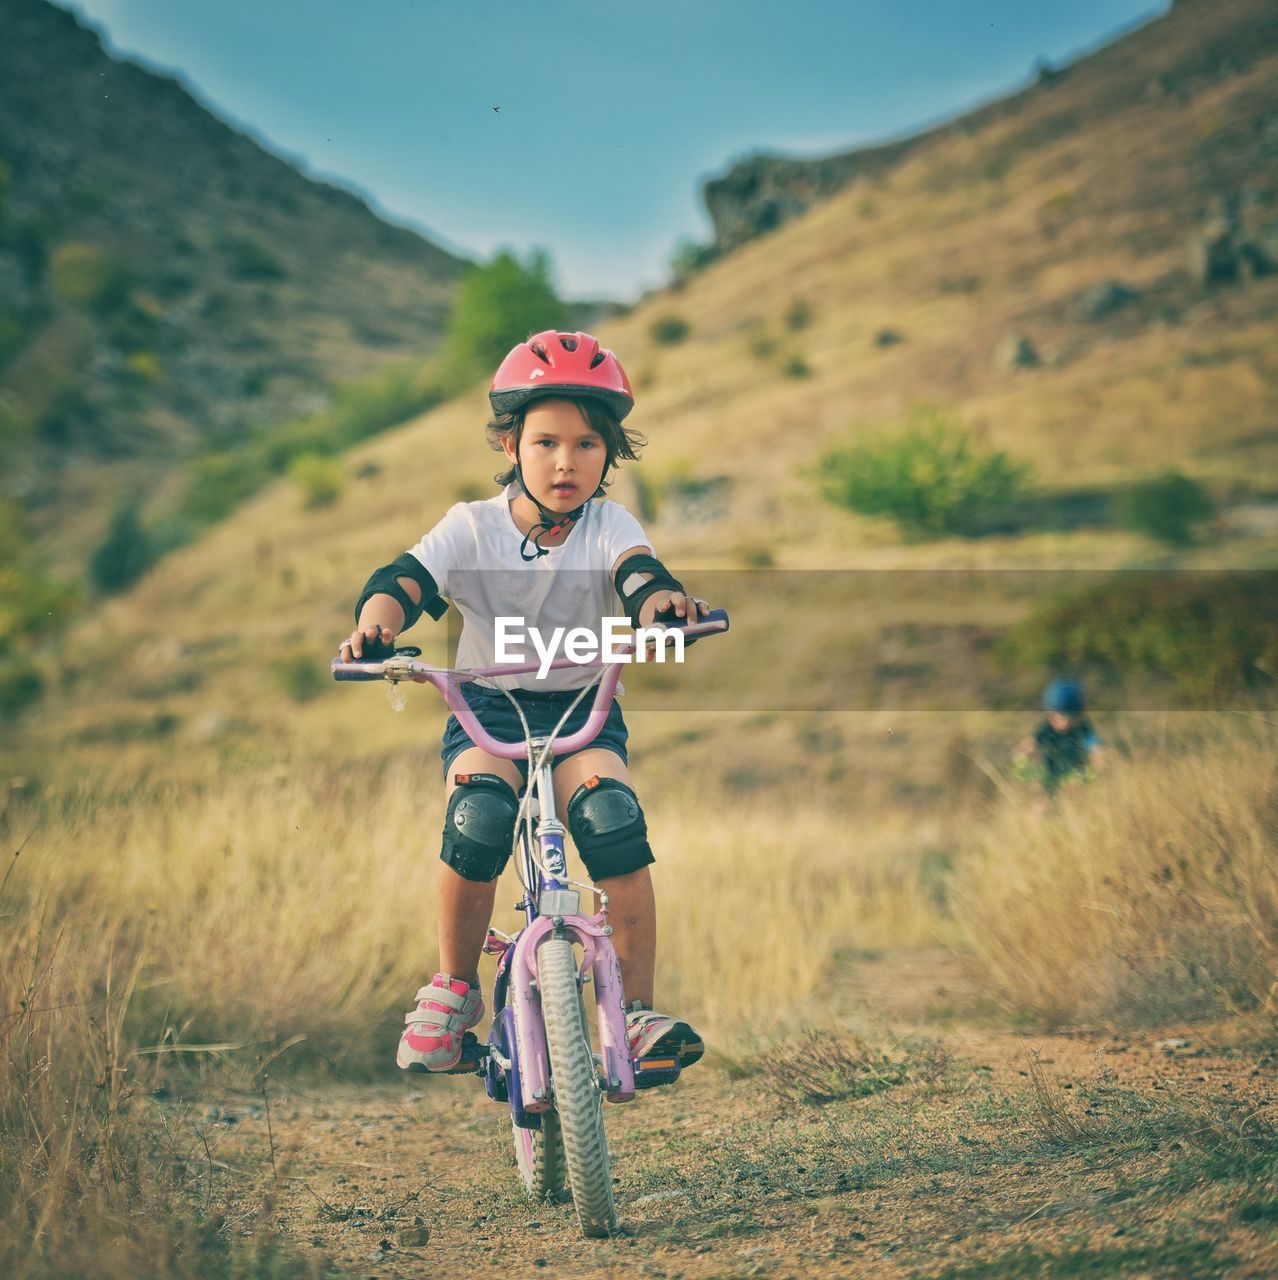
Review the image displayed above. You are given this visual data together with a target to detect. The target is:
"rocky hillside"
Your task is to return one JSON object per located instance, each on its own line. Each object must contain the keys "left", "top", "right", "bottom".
{"left": 0, "top": 0, "right": 468, "bottom": 498}
{"left": 703, "top": 0, "right": 1278, "bottom": 257}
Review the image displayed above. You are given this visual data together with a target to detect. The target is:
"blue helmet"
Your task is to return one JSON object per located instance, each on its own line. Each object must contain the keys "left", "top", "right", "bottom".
{"left": 1043, "top": 678, "right": 1085, "bottom": 715}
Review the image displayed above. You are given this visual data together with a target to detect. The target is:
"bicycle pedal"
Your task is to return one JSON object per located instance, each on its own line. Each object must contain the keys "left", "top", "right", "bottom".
{"left": 442, "top": 1031, "right": 488, "bottom": 1075}
{"left": 632, "top": 1055, "right": 681, "bottom": 1090}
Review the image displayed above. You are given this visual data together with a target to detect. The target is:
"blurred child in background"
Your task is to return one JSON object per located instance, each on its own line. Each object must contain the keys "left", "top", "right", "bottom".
{"left": 1013, "top": 678, "right": 1106, "bottom": 796}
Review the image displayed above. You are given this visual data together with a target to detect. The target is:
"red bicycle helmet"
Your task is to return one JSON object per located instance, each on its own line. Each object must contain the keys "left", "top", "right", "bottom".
{"left": 489, "top": 330, "right": 634, "bottom": 421}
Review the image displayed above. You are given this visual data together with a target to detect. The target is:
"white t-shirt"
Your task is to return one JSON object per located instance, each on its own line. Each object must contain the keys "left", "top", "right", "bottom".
{"left": 407, "top": 485, "right": 651, "bottom": 691}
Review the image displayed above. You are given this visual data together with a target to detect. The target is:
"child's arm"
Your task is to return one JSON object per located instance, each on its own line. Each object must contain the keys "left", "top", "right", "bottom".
{"left": 342, "top": 578, "right": 419, "bottom": 660}
{"left": 611, "top": 547, "right": 708, "bottom": 628}
{"left": 343, "top": 552, "right": 447, "bottom": 660}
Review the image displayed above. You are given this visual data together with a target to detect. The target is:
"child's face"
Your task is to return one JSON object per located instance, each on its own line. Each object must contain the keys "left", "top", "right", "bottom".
{"left": 1046, "top": 711, "right": 1076, "bottom": 732}
{"left": 505, "top": 399, "right": 607, "bottom": 511}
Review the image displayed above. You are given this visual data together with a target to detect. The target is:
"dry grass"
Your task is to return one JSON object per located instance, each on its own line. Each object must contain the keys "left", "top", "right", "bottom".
{"left": 5, "top": 714, "right": 1278, "bottom": 1273}
{"left": 0, "top": 863, "right": 324, "bottom": 1278}
{"left": 750, "top": 1030, "right": 949, "bottom": 1105}
{"left": 0, "top": 759, "right": 949, "bottom": 1272}
{"left": 953, "top": 725, "right": 1278, "bottom": 1028}
{"left": 0, "top": 763, "right": 948, "bottom": 1075}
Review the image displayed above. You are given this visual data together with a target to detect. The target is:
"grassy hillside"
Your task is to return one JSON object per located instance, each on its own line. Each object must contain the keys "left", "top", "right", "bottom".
{"left": 7, "top": 0, "right": 1276, "bottom": 781}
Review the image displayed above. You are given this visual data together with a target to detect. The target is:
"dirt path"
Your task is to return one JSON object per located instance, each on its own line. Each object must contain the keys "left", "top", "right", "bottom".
{"left": 199, "top": 950, "right": 1278, "bottom": 1279}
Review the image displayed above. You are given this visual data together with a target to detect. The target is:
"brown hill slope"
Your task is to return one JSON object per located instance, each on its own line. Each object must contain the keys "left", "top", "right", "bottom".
{"left": 703, "top": 0, "right": 1274, "bottom": 253}
{"left": 0, "top": 0, "right": 467, "bottom": 489}
{"left": 605, "top": 0, "right": 1278, "bottom": 561}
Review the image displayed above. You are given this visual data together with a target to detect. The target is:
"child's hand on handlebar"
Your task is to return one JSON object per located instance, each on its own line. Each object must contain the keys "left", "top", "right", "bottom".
{"left": 644, "top": 592, "right": 712, "bottom": 654}
{"left": 648, "top": 592, "right": 710, "bottom": 627}
{"left": 340, "top": 622, "right": 399, "bottom": 661}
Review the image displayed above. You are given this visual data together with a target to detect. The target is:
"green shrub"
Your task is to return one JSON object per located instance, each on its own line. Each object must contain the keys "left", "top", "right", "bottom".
{"left": 173, "top": 360, "right": 443, "bottom": 533}
{"left": 89, "top": 501, "right": 154, "bottom": 594}
{"left": 630, "top": 471, "right": 660, "bottom": 524}
{"left": 0, "top": 655, "right": 42, "bottom": 721}
{"left": 818, "top": 410, "right": 1029, "bottom": 538}
{"left": 0, "top": 399, "right": 35, "bottom": 445}
{"left": 182, "top": 452, "right": 269, "bottom": 525}
{"left": 49, "top": 242, "right": 131, "bottom": 311}
{"left": 104, "top": 291, "right": 165, "bottom": 352}
{"left": 123, "top": 350, "right": 163, "bottom": 385}
{"left": 736, "top": 540, "right": 775, "bottom": 569}
{"left": 0, "top": 503, "right": 78, "bottom": 718}
{"left": 669, "top": 237, "right": 720, "bottom": 282}
{"left": 69, "top": 182, "right": 108, "bottom": 213}
{"left": 1118, "top": 472, "right": 1215, "bottom": 546}
{"left": 8, "top": 217, "right": 55, "bottom": 285}
{"left": 289, "top": 453, "right": 344, "bottom": 508}
{"left": 240, "top": 364, "right": 271, "bottom": 396}
{"left": 328, "top": 363, "right": 447, "bottom": 448}
{"left": 651, "top": 315, "right": 690, "bottom": 345}
{"left": 145, "top": 513, "right": 194, "bottom": 559}
{"left": 999, "top": 571, "right": 1278, "bottom": 703}
{"left": 260, "top": 416, "right": 338, "bottom": 473}
{"left": 784, "top": 298, "right": 811, "bottom": 331}
{"left": 273, "top": 648, "right": 326, "bottom": 703}
{"left": 259, "top": 366, "right": 444, "bottom": 475}
{"left": 445, "top": 248, "right": 568, "bottom": 383}
{"left": 0, "top": 308, "right": 28, "bottom": 373}
{"left": 662, "top": 457, "right": 714, "bottom": 500}
{"left": 200, "top": 290, "right": 241, "bottom": 323}
{"left": 222, "top": 233, "right": 287, "bottom": 281}
{"left": 782, "top": 354, "right": 811, "bottom": 378}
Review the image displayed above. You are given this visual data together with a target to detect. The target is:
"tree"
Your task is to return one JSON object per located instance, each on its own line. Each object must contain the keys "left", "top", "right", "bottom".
{"left": 446, "top": 248, "right": 569, "bottom": 384}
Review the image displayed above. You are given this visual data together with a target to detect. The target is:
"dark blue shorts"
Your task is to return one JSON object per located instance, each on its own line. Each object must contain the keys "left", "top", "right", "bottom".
{"left": 440, "top": 684, "right": 630, "bottom": 782}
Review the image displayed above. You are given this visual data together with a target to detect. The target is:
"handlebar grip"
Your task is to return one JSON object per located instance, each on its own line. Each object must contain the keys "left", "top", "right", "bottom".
{"left": 331, "top": 658, "right": 385, "bottom": 682}
{"left": 656, "top": 606, "right": 730, "bottom": 637}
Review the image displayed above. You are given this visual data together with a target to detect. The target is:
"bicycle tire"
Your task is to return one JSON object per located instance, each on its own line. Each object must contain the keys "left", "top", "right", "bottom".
{"left": 538, "top": 934, "right": 618, "bottom": 1237}
{"left": 513, "top": 1110, "right": 567, "bottom": 1202}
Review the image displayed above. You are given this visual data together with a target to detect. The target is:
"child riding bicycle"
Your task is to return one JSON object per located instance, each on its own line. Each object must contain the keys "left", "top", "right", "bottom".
{"left": 339, "top": 330, "right": 707, "bottom": 1078}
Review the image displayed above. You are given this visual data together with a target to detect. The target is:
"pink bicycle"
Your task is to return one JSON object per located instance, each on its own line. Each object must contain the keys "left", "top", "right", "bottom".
{"left": 333, "top": 608, "right": 729, "bottom": 1237}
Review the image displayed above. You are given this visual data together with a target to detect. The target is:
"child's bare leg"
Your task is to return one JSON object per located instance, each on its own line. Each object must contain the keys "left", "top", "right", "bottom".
{"left": 436, "top": 866, "right": 499, "bottom": 984}
{"left": 438, "top": 747, "right": 523, "bottom": 982}
{"left": 553, "top": 749, "right": 656, "bottom": 1006}
{"left": 596, "top": 865, "right": 656, "bottom": 1007}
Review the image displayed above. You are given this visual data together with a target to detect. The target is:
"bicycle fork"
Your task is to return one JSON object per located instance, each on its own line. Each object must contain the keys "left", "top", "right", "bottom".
{"left": 485, "top": 740, "right": 636, "bottom": 1117}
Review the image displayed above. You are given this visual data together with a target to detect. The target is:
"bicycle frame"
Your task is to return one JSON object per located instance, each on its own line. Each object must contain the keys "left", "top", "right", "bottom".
{"left": 333, "top": 611, "right": 729, "bottom": 1121}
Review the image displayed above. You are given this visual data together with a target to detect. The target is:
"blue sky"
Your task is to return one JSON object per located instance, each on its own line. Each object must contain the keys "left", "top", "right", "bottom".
{"left": 62, "top": 0, "right": 1166, "bottom": 301}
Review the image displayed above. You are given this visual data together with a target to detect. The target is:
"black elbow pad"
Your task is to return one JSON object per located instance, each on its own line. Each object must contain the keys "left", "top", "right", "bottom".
{"left": 613, "top": 554, "right": 684, "bottom": 627}
{"left": 355, "top": 553, "right": 447, "bottom": 629}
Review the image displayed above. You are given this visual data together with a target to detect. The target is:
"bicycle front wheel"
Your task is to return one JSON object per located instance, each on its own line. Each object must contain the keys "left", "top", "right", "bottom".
{"left": 513, "top": 1109, "right": 566, "bottom": 1202}
{"left": 538, "top": 935, "right": 617, "bottom": 1237}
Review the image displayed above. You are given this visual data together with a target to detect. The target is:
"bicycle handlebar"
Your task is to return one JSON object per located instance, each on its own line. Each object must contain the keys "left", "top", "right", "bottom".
{"left": 332, "top": 608, "right": 729, "bottom": 760}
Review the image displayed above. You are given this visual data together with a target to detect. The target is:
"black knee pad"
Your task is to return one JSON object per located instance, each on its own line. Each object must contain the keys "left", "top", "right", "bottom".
{"left": 441, "top": 773, "right": 519, "bottom": 882}
{"left": 567, "top": 776, "right": 655, "bottom": 882}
